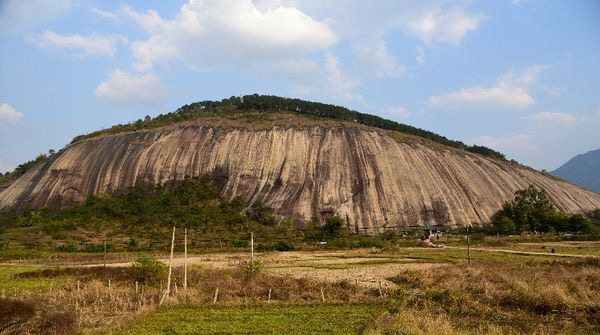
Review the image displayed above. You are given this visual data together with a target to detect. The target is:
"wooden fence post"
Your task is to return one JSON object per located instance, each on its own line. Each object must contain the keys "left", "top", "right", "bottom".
{"left": 467, "top": 226, "right": 471, "bottom": 266}
{"left": 250, "top": 232, "right": 254, "bottom": 263}
{"left": 103, "top": 235, "right": 107, "bottom": 268}
{"left": 160, "top": 226, "right": 176, "bottom": 305}
{"left": 184, "top": 228, "right": 188, "bottom": 290}
{"left": 213, "top": 288, "right": 219, "bottom": 304}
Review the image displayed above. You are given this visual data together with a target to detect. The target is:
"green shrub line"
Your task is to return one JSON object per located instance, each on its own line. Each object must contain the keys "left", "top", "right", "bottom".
{"left": 69, "top": 94, "right": 507, "bottom": 161}
{"left": 489, "top": 185, "right": 600, "bottom": 236}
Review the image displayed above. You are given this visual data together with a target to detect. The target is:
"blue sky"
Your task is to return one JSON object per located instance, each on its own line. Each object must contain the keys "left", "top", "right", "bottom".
{"left": 1, "top": 0, "right": 599, "bottom": 173}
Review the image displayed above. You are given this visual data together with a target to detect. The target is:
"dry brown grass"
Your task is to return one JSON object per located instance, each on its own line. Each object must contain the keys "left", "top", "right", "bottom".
{"left": 169, "top": 266, "right": 374, "bottom": 304}
{"left": 0, "top": 297, "right": 75, "bottom": 335}
{"left": 381, "top": 257, "right": 600, "bottom": 334}
{"left": 4, "top": 253, "right": 600, "bottom": 334}
{"left": 2, "top": 264, "right": 374, "bottom": 334}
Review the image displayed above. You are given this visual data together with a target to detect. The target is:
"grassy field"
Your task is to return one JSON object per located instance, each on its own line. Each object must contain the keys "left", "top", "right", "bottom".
{"left": 0, "top": 265, "right": 61, "bottom": 292}
{"left": 116, "top": 304, "right": 383, "bottom": 335}
{"left": 1, "top": 242, "right": 599, "bottom": 334}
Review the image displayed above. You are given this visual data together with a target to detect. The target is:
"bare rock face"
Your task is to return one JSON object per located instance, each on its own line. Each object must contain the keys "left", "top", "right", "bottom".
{"left": 1, "top": 121, "right": 599, "bottom": 233}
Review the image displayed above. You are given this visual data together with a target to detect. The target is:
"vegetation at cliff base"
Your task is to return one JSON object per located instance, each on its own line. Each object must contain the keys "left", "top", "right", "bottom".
{"left": 491, "top": 185, "right": 600, "bottom": 235}
{"left": 0, "top": 176, "right": 361, "bottom": 251}
{"left": 0, "top": 176, "right": 281, "bottom": 250}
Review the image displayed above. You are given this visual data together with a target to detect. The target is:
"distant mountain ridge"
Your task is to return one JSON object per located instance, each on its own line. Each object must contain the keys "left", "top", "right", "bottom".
{"left": 552, "top": 148, "right": 600, "bottom": 194}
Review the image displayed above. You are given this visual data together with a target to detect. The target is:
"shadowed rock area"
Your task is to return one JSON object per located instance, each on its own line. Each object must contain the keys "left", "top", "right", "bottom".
{"left": 1, "top": 117, "right": 599, "bottom": 234}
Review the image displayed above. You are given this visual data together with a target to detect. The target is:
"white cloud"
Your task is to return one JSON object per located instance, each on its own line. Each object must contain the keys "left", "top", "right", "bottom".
{"left": 0, "top": 0, "right": 71, "bottom": 34}
{"left": 0, "top": 103, "right": 23, "bottom": 124}
{"left": 118, "top": 5, "right": 163, "bottom": 33}
{"left": 385, "top": 106, "right": 410, "bottom": 118}
{"left": 324, "top": 52, "right": 362, "bottom": 101}
{"left": 271, "top": 1, "right": 485, "bottom": 45}
{"left": 353, "top": 39, "right": 405, "bottom": 78}
{"left": 126, "top": 0, "right": 337, "bottom": 71}
{"left": 428, "top": 65, "right": 548, "bottom": 110}
{"left": 95, "top": 70, "right": 166, "bottom": 106}
{"left": 525, "top": 112, "right": 577, "bottom": 125}
{"left": 416, "top": 46, "right": 426, "bottom": 64}
{"left": 262, "top": 1, "right": 485, "bottom": 79}
{"left": 428, "top": 85, "right": 534, "bottom": 110}
{"left": 35, "top": 31, "right": 127, "bottom": 58}
{"left": 407, "top": 7, "right": 486, "bottom": 44}
{"left": 91, "top": 8, "right": 118, "bottom": 21}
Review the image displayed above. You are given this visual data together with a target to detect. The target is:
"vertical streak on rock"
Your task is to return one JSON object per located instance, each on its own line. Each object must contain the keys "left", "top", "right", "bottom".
{"left": 1, "top": 124, "right": 600, "bottom": 231}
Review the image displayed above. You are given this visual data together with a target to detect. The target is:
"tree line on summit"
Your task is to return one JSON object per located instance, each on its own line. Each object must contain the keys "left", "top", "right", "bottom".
{"left": 2, "top": 95, "right": 510, "bottom": 187}
{"left": 71, "top": 94, "right": 508, "bottom": 161}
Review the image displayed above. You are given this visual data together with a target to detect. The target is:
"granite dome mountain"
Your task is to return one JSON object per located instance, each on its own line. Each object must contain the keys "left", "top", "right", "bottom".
{"left": 1, "top": 95, "right": 599, "bottom": 234}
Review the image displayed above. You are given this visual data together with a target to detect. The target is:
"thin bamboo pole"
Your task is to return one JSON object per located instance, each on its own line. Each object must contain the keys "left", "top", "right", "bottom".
{"left": 184, "top": 228, "right": 188, "bottom": 290}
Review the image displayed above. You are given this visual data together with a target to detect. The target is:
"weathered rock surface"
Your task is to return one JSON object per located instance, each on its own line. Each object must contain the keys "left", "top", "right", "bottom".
{"left": 2, "top": 119, "right": 599, "bottom": 233}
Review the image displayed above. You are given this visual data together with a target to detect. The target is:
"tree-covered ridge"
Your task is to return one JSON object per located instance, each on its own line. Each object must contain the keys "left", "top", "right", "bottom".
{"left": 70, "top": 94, "right": 507, "bottom": 161}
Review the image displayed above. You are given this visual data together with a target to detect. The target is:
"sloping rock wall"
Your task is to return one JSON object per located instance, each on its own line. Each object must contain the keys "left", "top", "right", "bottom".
{"left": 2, "top": 124, "right": 599, "bottom": 233}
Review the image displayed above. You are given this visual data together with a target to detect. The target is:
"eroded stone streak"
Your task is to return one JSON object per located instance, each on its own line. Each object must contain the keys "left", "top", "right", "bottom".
{"left": 2, "top": 124, "right": 600, "bottom": 234}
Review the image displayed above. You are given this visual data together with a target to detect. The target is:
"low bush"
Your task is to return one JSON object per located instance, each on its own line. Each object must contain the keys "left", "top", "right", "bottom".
{"left": 256, "top": 241, "right": 295, "bottom": 252}
{"left": 130, "top": 255, "right": 166, "bottom": 285}
{"left": 231, "top": 239, "right": 249, "bottom": 248}
{"left": 56, "top": 242, "right": 77, "bottom": 252}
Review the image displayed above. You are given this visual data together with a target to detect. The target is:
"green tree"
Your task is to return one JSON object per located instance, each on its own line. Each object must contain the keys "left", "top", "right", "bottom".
{"left": 247, "top": 202, "right": 277, "bottom": 226}
{"left": 494, "top": 216, "right": 516, "bottom": 235}
{"left": 323, "top": 215, "right": 345, "bottom": 238}
{"left": 493, "top": 185, "right": 555, "bottom": 232}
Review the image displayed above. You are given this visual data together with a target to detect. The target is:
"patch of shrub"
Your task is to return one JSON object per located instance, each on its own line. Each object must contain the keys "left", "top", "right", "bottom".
{"left": 256, "top": 241, "right": 295, "bottom": 252}
{"left": 42, "top": 220, "right": 76, "bottom": 235}
{"left": 274, "top": 241, "right": 295, "bottom": 251}
{"left": 82, "top": 242, "right": 113, "bottom": 253}
{"left": 130, "top": 255, "right": 166, "bottom": 285}
{"left": 57, "top": 242, "right": 77, "bottom": 252}
{"left": 231, "top": 239, "right": 249, "bottom": 248}
{"left": 243, "top": 260, "right": 264, "bottom": 277}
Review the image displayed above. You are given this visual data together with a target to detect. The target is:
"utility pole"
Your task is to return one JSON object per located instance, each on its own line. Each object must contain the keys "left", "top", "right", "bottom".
{"left": 160, "top": 226, "right": 176, "bottom": 305}
{"left": 250, "top": 232, "right": 254, "bottom": 263}
{"left": 466, "top": 225, "right": 471, "bottom": 266}
{"left": 103, "top": 235, "right": 107, "bottom": 268}
{"left": 184, "top": 228, "right": 188, "bottom": 290}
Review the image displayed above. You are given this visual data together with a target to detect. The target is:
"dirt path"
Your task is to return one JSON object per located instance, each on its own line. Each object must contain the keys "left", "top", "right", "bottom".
{"left": 14, "top": 250, "right": 443, "bottom": 288}
{"left": 447, "top": 246, "right": 598, "bottom": 258}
